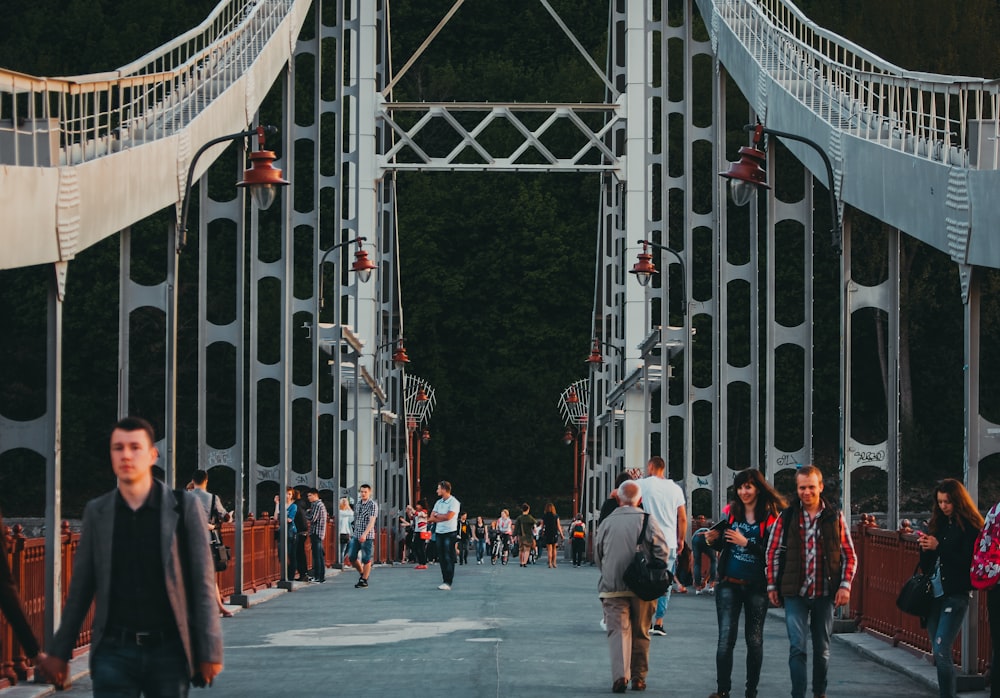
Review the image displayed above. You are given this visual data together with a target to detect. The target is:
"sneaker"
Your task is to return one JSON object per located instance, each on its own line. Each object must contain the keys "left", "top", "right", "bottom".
{"left": 354, "top": 578, "right": 368, "bottom": 588}
{"left": 437, "top": 583, "right": 451, "bottom": 591}
{"left": 650, "top": 624, "right": 666, "bottom": 636}
{"left": 695, "top": 587, "right": 703, "bottom": 595}
{"left": 414, "top": 564, "right": 427, "bottom": 570}
{"left": 599, "top": 618, "right": 607, "bottom": 631}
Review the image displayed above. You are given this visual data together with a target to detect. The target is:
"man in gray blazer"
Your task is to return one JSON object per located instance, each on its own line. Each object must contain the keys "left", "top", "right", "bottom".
{"left": 39, "top": 416, "right": 223, "bottom": 695}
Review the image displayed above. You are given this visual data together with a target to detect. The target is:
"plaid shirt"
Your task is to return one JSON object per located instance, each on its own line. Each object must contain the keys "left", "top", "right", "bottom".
{"left": 309, "top": 500, "right": 328, "bottom": 540}
{"left": 766, "top": 501, "right": 857, "bottom": 598}
{"left": 351, "top": 498, "right": 378, "bottom": 541}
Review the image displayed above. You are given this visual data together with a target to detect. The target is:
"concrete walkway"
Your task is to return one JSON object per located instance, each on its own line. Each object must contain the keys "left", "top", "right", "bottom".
{"left": 6, "top": 560, "right": 992, "bottom": 697}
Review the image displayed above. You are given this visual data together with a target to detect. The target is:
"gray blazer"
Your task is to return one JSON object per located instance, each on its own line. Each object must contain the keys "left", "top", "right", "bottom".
{"left": 595, "top": 506, "right": 671, "bottom": 597}
{"left": 49, "top": 480, "right": 224, "bottom": 675}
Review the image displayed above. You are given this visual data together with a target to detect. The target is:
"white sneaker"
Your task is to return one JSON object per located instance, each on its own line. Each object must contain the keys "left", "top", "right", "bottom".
{"left": 438, "top": 583, "right": 451, "bottom": 590}
{"left": 599, "top": 618, "right": 607, "bottom": 631}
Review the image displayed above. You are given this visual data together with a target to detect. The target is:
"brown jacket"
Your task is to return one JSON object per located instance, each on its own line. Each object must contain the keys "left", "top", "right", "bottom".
{"left": 595, "top": 506, "right": 671, "bottom": 597}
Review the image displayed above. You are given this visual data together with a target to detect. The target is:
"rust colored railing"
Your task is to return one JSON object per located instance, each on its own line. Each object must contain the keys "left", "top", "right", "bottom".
{"left": 0, "top": 513, "right": 350, "bottom": 688}
{"left": 852, "top": 524, "right": 990, "bottom": 676}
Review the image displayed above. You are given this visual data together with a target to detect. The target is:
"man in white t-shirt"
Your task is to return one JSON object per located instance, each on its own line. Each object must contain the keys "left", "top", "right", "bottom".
{"left": 428, "top": 480, "right": 461, "bottom": 590}
{"left": 637, "top": 456, "right": 687, "bottom": 636}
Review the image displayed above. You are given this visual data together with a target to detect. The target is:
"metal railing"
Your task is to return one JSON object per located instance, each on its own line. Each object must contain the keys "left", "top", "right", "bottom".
{"left": 851, "top": 524, "right": 990, "bottom": 675}
{"left": 0, "top": 0, "right": 293, "bottom": 167}
{"left": 706, "top": 0, "right": 1000, "bottom": 169}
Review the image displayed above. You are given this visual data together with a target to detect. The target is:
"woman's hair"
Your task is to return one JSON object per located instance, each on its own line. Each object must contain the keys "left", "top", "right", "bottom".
{"left": 476, "top": 516, "right": 484, "bottom": 524}
{"left": 339, "top": 497, "right": 351, "bottom": 510}
{"left": 544, "top": 502, "right": 556, "bottom": 515}
{"left": 729, "top": 469, "right": 786, "bottom": 522}
{"left": 929, "top": 478, "right": 984, "bottom": 533}
{"left": 500, "top": 508, "right": 509, "bottom": 517}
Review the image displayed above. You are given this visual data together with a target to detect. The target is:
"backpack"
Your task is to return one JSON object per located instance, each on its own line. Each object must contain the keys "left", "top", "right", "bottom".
{"left": 571, "top": 521, "right": 586, "bottom": 539}
{"left": 971, "top": 502, "right": 1000, "bottom": 590}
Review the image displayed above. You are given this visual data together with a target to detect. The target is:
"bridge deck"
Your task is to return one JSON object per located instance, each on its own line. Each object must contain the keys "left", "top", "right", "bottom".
{"left": 16, "top": 561, "right": 979, "bottom": 697}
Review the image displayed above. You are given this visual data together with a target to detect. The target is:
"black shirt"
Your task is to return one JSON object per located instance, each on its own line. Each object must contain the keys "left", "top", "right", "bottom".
{"left": 107, "top": 487, "right": 175, "bottom": 633}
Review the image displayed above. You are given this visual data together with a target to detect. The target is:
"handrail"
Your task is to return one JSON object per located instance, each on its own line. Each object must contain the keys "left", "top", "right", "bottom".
{"left": 702, "top": 0, "right": 1000, "bottom": 169}
{"left": 0, "top": 0, "right": 294, "bottom": 168}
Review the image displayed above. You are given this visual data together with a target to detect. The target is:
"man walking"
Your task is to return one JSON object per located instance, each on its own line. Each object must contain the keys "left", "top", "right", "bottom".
{"left": 595, "top": 480, "right": 671, "bottom": 693}
{"left": 428, "top": 481, "right": 461, "bottom": 590}
{"left": 766, "top": 465, "right": 857, "bottom": 698}
{"left": 39, "top": 416, "right": 223, "bottom": 694}
{"left": 637, "top": 456, "right": 687, "bottom": 635}
{"left": 346, "top": 484, "right": 378, "bottom": 589}
{"left": 306, "top": 488, "right": 328, "bottom": 582}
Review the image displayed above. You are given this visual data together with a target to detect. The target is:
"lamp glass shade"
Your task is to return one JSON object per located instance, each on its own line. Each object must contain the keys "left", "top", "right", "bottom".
{"left": 250, "top": 184, "right": 278, "bottom": 210}
{"left": 729, "top": 179, "right": 757, "bottom": 207}
{"left": 562, "top": 429, "right": 573, "bottom": 445}
{"left": 719, "top": 145, "right": 769, "bottom": 207}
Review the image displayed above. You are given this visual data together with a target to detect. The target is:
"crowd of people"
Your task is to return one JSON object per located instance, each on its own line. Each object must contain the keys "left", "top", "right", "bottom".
{"left": 4, "top": 416, "right": 1000, "bottom": 698}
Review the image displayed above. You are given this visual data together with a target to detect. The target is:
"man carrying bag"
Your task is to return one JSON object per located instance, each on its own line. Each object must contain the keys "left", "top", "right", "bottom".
{"left": 595, "top": 479, "right": 671, "bottom": 694}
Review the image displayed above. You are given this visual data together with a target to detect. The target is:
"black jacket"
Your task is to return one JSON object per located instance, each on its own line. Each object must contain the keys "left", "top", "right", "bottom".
{"left": 919, "top": 516, "right": 978, "bottom": 595}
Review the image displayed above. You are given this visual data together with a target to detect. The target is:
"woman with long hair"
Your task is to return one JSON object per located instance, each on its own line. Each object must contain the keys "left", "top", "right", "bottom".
{"left": 705, "top": 468, "right": 786, "bottom": 698}
{"left": 0, "top": 510, "right": 48, "bottom": 685}
{"left": 918, "top": 478, "right": 983, "bottom": 698}
{"left": 338, "top": 496, "right": 354, "bottom": 563}
{"left": 472, "top": 515, "right": 489, "bottom": 564}
{"left": 542, "top": 502, "right": 564, "bottom": 568}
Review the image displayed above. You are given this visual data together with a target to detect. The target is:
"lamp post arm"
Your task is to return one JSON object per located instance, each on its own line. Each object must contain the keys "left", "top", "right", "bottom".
{"left": 178, "top": 127, "right": 276, "bottom": 252}
{"left": 756, "top": 125, "right": 842, "bottom": 251}
{"left": 637, "top": 240, "right": 687, "bottom": 313}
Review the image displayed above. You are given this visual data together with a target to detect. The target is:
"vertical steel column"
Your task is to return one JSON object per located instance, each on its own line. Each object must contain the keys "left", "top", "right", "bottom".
{"left": 622, "top": 0, "right": 652, "bottom": 471}
{"left": 963, "top": 265, "right": 981, "bottom": 674}
{"left": 44, "top": 264, "right": 64, "bottom": 642}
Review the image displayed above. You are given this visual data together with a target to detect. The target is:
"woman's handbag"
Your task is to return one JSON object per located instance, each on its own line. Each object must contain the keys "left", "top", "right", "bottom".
{"left": 896, "top": 562, "right": 933, "bottom": 617}
{"left": 210, "top": 529, "right": 230, "bottom": 573}
{"left": 623, "top": 514, "right": 674, "bottom": 601}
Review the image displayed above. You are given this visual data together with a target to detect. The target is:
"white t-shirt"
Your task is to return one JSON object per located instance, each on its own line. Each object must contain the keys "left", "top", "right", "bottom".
{"left": 432, "top": 495, "right": 462, "bottom": 534}
{"left": 637, "top": 475, "right": 685, "bottom": 544}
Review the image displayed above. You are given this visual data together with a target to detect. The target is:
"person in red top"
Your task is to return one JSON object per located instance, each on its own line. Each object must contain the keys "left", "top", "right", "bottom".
{"left": 765, "top": 465, "right": 857, "bottom": 698}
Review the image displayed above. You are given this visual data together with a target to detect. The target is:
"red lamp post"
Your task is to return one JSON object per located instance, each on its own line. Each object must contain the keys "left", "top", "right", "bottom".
{"left": 559, "top": 379, "right": 590, "bottom": 518}
{"left": 405, "top": 376, "right": 435, "bottom": 504}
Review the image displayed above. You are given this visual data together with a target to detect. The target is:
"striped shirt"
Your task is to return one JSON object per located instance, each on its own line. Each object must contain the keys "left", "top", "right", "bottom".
{"left": 308, "top": 500, "right": 328, "bottom": 540}
{"left": 765, "top": 502, "right": 857, "bottom": 598}
{"left": 351, "top": 498, "right": 378, "bottom": 541}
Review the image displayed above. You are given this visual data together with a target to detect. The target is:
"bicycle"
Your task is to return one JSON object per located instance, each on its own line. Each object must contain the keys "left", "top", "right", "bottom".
{"left": 491, "top": 534, "right": 509, "bottom": 565}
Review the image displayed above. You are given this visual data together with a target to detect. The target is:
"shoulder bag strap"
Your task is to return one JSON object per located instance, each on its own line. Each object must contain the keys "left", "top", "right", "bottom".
{"left": 636, "top": 513, "right": 650, "bottom": 548}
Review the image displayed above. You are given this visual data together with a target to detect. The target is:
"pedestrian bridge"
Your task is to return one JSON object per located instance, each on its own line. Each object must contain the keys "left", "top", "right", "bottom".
{"left": 2, "top": 0, "right": 1000, "bottom": 674}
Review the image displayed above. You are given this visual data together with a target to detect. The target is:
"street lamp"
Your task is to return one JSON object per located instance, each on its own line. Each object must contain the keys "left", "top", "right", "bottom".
{"left": 178, "top": 125, "right": 288, "bottom": 252}
{"left": 720, "top": 121, "right": 842, "bottom": 250}
{"left": 318, "top": 236, "right": 376, "bottom": 311}
{"left": 373, "top": 337, "right": 411, "bottom": 369}
{"left": 629, "top": 240, "right": 688, "bottom": 312}
{"left": 585, "top": 338, "right": 623, "bottom": 372}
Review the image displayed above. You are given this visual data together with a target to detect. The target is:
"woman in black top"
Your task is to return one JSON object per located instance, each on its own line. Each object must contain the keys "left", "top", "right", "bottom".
{"left": 0, "top": 510, "right": 48, "bottom": 685}
{"left": 472, "top": 516, "right": 489, "bottom": 564}
{"left": 918, "top": 478, "right": 983, "bottom": 698}
{"left": 541, "top": 502, "right": 563, "bottom": 568}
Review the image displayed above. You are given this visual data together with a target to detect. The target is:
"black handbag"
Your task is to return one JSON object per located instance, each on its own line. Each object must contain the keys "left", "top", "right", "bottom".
{"left": 896, "top": 562, "right": 934, "bottom": 617}
{"left": 210, "top": 529, "right": 230, "bottom": 572}
{"left": 623, "top": 514, "right": 674, "bottom": 601}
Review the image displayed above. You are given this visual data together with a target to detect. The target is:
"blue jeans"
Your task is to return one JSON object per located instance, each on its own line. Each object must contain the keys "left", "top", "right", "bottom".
{"left": 925, "top": 592, "right": 970, "bottom": 698}
{"left": 692, "top": 533, "right": 718, "bottom": 586}
{"left": 91, "top": 633, "right": 190, "bottom": 697}
{"left": 714, "top": 583, "right": 768, "bottom": 696}
{"left": 345, "top": 536, "right": 373, "bottom": 564}
{"left": 475, "top": 538, "right": 487, "bottom": 562}
{"left": 309, "top": 533, "right": 326, "bottom": 581}
{"left": 436, "top": 531, "right": 458, "bottom": 584}
{"left": 654, "top": 549, "right": 678, "bottom": 622}
{"left": 783, "top": 594, "right": 834, "bottom": 698}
